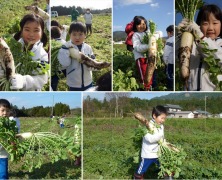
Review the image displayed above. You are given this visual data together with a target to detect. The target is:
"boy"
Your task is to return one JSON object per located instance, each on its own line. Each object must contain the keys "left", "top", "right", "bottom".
{"left": 163, "top": 25, "right": 174, "bottom": 89}
{"left": 58, "top": 20, "right": 98, "bottom": 91}
{"left": 0, "top": 99, "right": 10, "bottom": 179}
{"left": 134, "top": 105, "right": 174, "bottom": 179}
{"left": 60, "top": 116, "right": 65, "bottom": 128}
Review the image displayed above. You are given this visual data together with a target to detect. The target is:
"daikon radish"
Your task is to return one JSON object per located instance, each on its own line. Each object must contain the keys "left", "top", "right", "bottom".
{"left": 24, "top": 6, "right": 49, "bottom": 20}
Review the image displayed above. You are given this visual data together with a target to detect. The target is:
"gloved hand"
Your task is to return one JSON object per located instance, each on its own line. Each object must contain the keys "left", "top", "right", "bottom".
{"left": 10, "top": 74, "right": 26, "bottom": 89}
{"left": 63, "top": 41, "right": 75, "bottom": 48}
{"left": 0, "top": 63, "right": 4, "bottom": 77}
{"left": 185, "top": 21, "right": 204, "bottom": 40}
{"left": 164, "top": 60, "right": 168, "bottom": 66}
{"left": 177, "top": 18, "right": 190, "bottom": 34}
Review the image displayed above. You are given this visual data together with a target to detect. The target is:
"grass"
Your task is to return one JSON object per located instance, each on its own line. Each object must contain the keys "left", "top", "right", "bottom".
{"left": 83, "top": 117, "right": 222, "bottom": 179}
{"left": 52, "top": 13, "right": 112, "bottom": 90}
{"left": 8, "top": 117, "right": 81, "bottom": 179}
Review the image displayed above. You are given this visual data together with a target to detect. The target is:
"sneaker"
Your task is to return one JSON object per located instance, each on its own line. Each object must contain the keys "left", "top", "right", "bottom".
{"left": 164, "top": 172, "right": 175, "bottom": 179}
{"left": 134, "top": 170, "right": 144, "bottom": 179}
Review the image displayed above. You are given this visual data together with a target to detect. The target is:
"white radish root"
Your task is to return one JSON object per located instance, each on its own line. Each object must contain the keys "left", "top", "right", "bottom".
{"left": 24, "top": 6, "right": 50, "bottom": 20}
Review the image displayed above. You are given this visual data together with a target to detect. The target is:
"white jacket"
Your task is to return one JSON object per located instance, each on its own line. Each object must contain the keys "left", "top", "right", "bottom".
{"left": 18, "top": 38, "right": 49, "bottom": 91}
{"left": 163, "top": 35, "right": 174, "bottom": 64}
{"left": 176, "top": 37, "right": 222, "bottom": 91}
{"left": 132, "top": 31, "right": 149, "bottom": 61}
{"left": 84, "top": 13, "right": 93, "bottom": 24}
{"left": 141, "top": 119, "right": 164, "bottom": 159}
{"left": 61, "top": 25, "right": 69, "bottom": 41}
{"left": 58, "top": 41, "right": 97, "bottom": 88}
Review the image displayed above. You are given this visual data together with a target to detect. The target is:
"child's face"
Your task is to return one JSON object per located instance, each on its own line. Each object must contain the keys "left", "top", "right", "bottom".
{"left": 0, "top": 106, "right": 10, "bottom": 118}
{"left": 200, "top": 12, "right": 221, "bottom": 40}
{"left": 167, "top": 31, "right": 174, "bottom": 37}
{"left": 136, "top": 20, "right": 146, "bottom": 33}
{"left": 22, "top": 21, "right": 42, "bottom": 46}
{"left": 70, "top": 31, "right": 86, "bottom": 46}
{"left": 153, "top": 113, "right": 166, "bottom": 125}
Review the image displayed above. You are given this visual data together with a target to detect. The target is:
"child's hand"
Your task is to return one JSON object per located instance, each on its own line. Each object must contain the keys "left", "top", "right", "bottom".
{"left": 177, "top": 18, "right": 190, "bottom": 34}
{"left": 185, "top": 21, "right": 204, "bottom": 40}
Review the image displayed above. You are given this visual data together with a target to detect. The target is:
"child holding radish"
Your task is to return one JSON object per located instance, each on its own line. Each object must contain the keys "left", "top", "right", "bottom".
{"left": 134, "top": 105, "right": 174, "bottom": 179}
{"left": 0, "top": 99, "right": 10, "bottom": 179}
{"left": 163, "top": 25, "right": 174, "bottom": 89}
{"left": 132, "top": 16, "right": 153, "bottom": 90}
{"left": 177, "top": 4, "right": 222, "bottom": 91}
{"left": 3, "top": 13, "right": 49, "bottom": 91}
{"left": 57, "top": 20, "right": 99, "bottom": 91}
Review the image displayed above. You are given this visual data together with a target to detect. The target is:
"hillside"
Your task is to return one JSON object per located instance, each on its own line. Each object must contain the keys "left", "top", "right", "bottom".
{"left": 113, "top": 31, "right": 127, "bottom": 41}
{"left": 152, "top": 92, "right": 222, "bottom": 100}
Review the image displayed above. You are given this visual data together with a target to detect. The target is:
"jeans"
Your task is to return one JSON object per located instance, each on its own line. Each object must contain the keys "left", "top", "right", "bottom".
{"left": 0, "top": 158, "right": 9, "bottom": 179}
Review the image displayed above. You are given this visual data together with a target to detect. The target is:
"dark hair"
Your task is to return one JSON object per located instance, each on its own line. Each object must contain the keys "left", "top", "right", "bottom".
{"left": 14, "top": 13, "right": 48, "bottom": 46}
{"left": 152, "top": 105, "right": 167, "bottom": 118}
{"left": 166, "top": 25, "right": 174, "bottom": 33}
{"left": 196, "top": 4, "right": 222, "bottom": 37}
{"left": 51, "top": 20, "right": 65, "bottom": 30}
{"left": 0, "top": 99, "right": 10, "bottom": 109}
{"left": 9, "top": 109, "right": 17, "bottom": 117}
{"left": 69, "top": 20, "right": 86, "bottom": 34}
{"left": 132, "top": 16, "right": 148, "bottom": 32}
{"left": 96, "top": 71, "right": 112, "bottom": 91}
{"left": 51, "top": 26, "right": 61, "bottom": 39}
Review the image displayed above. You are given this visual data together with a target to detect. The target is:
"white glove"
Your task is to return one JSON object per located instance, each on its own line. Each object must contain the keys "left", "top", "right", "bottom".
{"left": 24, "top": 73, "right": 48, "bottom": 90}
{"left": 164, "top": 60, "right": 168, "bottom": 66}
{"left": 0, "top": 63, "right": 4, "bottom": 77}
{"left": 177, "top": 18, "right": 190, "bottom": 34}
{"left": 185, "top": 21, "right": 204, "bottom": 40}
{"left": 63, "top": 41, "right": 74, "bottom": 48}
{"left": 10, "top": 74, "right": 26, "bottom": 89}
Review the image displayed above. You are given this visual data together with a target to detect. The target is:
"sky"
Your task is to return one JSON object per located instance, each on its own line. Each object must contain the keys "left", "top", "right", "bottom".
{"left": 0, "top": 92, "right": 82, "bottom": 109}
{"left": 83, "top": 92, "right": 177, "bottom": 101}
{"left": 51, "top": 0, "right": 112, "bottom": 10}
{"left": 175, "top": 0, "right": 222, "bottom": 25}
{"left": 113, "top": 0, "right": 174, "bottom": 37}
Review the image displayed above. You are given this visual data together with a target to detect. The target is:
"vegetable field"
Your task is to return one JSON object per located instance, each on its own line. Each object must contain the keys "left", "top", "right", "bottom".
{"left": 8, "top": 117, "right": 81, "bottom": 179}
{"left": 83, "top": 117, "right": 222, "bottom": 179}
{"left": 52, "top": 13, "right": 112, "bottom": 91}
{"left": 113, "top": 43, "right": 171, "bottom": 91}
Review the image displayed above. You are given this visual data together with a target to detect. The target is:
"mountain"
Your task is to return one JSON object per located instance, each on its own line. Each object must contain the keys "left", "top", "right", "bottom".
{"left": 113, "top": 31, "right": 127, "bottom": 41}
{"left": 152, "top": 92, "right": 222, "bottom": 100}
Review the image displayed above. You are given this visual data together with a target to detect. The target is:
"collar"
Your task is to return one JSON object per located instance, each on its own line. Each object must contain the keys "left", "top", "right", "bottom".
{"left": 19, "top": 38, "right": 42, "bottom": 52}
{"left": 151, "top": 118, "right": 162, "bottom": 129}
{"left": 54, "top": 38, "right": 61, "bottom": 41}
{"left": 70, "top": 41, "right": 84, "bottom": 52}
{"left": 215, "top": 37, "right": 221, "bottom": 41}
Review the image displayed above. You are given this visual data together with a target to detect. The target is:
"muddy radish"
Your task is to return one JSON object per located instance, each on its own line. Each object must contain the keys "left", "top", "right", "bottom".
{"left": 24, "top": 6, "right": 49, "bottom": 20}
{"left": 0, "top": 36, "right": 15, "bottom": 80}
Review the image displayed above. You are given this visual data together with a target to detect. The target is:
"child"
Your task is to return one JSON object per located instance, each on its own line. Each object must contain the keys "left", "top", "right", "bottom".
{"left": 163, "top": 25, "right": 174, "bottom": 89}
{"left": 57, "top": 20, "right": 99, "bottom": 91}
{"left": 9, "top": 109, "right": 20, "bottom": 133}
{"left": 60, "top": 116, "right": 65, "bottom": 128}
{"left": 177, "top": 4, "right": 222, "bottom": 91}
{"left": 132, "top": 16, "right": 153, "bottom": 90}
{"left": 0, "top": 99, "right": 10, "bottom": 179}
{"left": 134, "top": 105, "right": 173, "bottom": 179}
{"left": 10, "top": 13, "right": 48, "bottom": 91}
{"left": 51, "top": 20, "right": 69, "bottom": 41}
{"left": 125, "top": 16, "right": 137, "bottom": 52}
{"left": 84, "top": 8, "right": 93, "bottom": 35}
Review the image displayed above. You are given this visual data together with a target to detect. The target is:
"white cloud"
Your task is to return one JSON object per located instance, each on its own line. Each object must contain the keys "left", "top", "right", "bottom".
{"left": 115, "top": 0, "right": 152, "bottom": 6}
{"left": 167, "top": 12, "right": 172, "bottom": 15}
{"left": 113, "top": 25, "right": 123, "bottom": 29}
{"left": 150, "top": 3, "right": 158, "bottom": 7}
{"left": 37, "top": 94, "right": 43, "bottom": 97}
{"left": 134, "top": 9, "right": 139, "bottom": 11}
{"left": 114, "top": 5, "right": 118, "bottom": 9}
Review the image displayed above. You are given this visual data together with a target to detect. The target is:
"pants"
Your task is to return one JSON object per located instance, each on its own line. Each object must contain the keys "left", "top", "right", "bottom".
{"left": 136, "top": 58, "right": 153, "bottom": 89}
{"left": 69, "top": 82, "right": 93, "bottom": 91}
{"left": 137, "top": 158, "right": 159, "bottom": 174}
{"left": 86, "top": 24, "right": 92, "bottom": 32}
{"left": 0, "top": 158, "right": 9, "bottom": 179}
{"left": 127, "top": 45, "right": 133, "bottom": 52}
{"left": 51, "top": 69, "right": 66, "bottom": 91}
{"left": 166, "top": 64, "right": 174, "bottom": 88}
{"left": 60, "top": 123, "right": 64, "bottom": 128}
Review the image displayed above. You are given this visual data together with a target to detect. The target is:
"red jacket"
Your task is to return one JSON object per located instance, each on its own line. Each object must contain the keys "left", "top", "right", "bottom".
{"left": 125, "top": 21, "right": 134, "bottom": 45}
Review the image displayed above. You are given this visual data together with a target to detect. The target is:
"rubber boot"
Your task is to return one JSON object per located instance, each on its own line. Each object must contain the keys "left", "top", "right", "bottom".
{"left": 74, "top": 156, "right": 81, "bottom": 166}
{"left": 164, "top": 172, "right": 175, "bottom": 179}
{"left": 134, "top": 170, "right": 144, "bottom": 179}
{"left": 90, "top": 31, "right": 92, "bottom": 35}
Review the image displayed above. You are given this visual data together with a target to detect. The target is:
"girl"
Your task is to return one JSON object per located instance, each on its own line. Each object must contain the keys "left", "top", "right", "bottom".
{"left": 51, "top": 20, "right": 69, "bottom": 41}
{"left": 177, "top": 4, "right": 222, "bottom": 91}
{"left": 10, "top": 13, "right": 48, "bottom": 91}
{"left": 132, "top": 16, "right": 153, "bottom": 90}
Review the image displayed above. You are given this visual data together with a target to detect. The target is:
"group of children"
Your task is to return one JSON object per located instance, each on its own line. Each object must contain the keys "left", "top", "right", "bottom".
{"left": 125, "top": 4, "right": 222, "bottom": 91}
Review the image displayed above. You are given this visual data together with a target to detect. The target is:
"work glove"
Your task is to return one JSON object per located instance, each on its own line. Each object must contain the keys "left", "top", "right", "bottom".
{"left": 185, "top": 21, "right": 204, "bottom": 40}
{"left": 177, "top": 18, "right": 190, "bottom": 34}
{"left": 10, "top": 74, "right": 26, "bottom": 89}
{"left": 63, "top": 41, "right": 75, "bottom": 48}
{"left": 0, "top": 63, "right": 4, "bottom": 77}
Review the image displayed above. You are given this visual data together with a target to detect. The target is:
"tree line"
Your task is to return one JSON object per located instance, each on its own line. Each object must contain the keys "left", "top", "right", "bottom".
{"left": 51, "top": 6, "right": 112, "bottom": 16}
{"left": 10, "top": 102, "right": 81, "bottom": 117}
{"left": 83, "top": 93, "right": 222, "bottom": 118}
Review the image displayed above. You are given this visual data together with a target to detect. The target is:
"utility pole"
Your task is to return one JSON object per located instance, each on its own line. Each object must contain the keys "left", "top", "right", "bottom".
{"left": 51, "top": 94, "right": 54, "bottom": 116}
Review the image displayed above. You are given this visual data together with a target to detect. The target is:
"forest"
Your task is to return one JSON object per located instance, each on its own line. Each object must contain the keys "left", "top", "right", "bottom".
{"left": 83, "top": 93, "right": 222, "bottom": 118}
